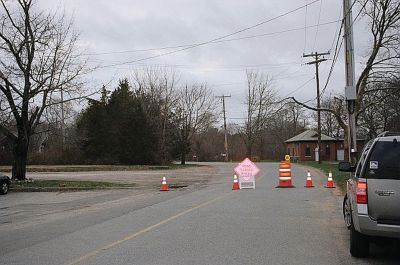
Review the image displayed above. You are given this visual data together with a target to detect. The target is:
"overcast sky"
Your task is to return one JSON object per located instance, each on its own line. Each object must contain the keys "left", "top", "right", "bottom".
{"left": 38, "top": 0, "right": 371, "bottom": 124}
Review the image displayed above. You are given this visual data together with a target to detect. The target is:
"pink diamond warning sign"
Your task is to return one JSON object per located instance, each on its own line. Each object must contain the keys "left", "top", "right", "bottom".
{"left": 234, "top": 158, "right": 260, "bottom": 177}
{"left": 234, "top": 158, "right": 259, "bottom": 189}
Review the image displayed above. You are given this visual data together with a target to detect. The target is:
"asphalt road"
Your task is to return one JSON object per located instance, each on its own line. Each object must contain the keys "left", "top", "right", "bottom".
{"left": 0, "top": 162, "right": 399, "bottom": 265}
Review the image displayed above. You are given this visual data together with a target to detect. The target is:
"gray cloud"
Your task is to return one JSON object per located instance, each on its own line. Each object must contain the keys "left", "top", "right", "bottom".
{"left": 38, "top": 0, "right": 371, "bottom": 122}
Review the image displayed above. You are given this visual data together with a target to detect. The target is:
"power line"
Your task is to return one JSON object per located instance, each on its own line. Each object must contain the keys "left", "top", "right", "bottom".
{"left": 85, "top": 20, "right": 338, "bottom": 58}
{"left": 91, "top": 61, "right": 304, "bottom": 72}
{"left": 321, "top": 0, "right": 366, "bottom": 97}
{"left": 282, "top": 76, "right": 315, "bottom": 98}
{"left": 329, "top": 3, "right": 344, "bottom": 52}
{"left": 312, "top": 0, "right": 323, "bottom": 51}
{"left": 321, "top": 35, "right": 343, "bottom": 96}
{"left": 94, "top": 61, "right": 300, "bottom": 69}
{"left": 94, "top": 0, "right": 320, "bottom": 69}
{"left": 303, "top": 0, "right": 308, "bottom": 53}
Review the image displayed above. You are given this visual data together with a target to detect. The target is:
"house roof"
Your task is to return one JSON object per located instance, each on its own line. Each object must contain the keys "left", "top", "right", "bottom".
{"left": 285, "top": 130, "right": 338, "bottom": 143}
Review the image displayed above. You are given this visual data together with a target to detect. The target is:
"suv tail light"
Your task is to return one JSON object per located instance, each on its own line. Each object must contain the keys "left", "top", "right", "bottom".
{"left": 356, "top": 179, "right": 368, "bottom": 204}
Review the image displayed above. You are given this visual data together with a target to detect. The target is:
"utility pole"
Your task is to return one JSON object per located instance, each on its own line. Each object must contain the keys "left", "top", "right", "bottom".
{"left": 216, "top": 95, "right": 231, "bottom": 162}
{"left": 343, "top": 0, "right": 357, "bottom": 164}
{"left": 303, "top": 51, "right": 330, "bottom": 164}
{"left": 60, "top": 87, "right": 65, "bottom": 153}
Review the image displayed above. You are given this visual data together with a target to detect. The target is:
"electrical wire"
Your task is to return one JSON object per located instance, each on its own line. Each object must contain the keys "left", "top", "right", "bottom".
{"left": 321, "top": 0, "right": 366, "bottom": 97}
{"left": 93, "top": 0, "right": 320, "bottom": 69}
{"left": 282, "top": 76, "right": 316, "bottom": 98}
{"left": 303, "top": 0, "right": 308, "bottom": 53}
{"left": 87, "top": 20, "right": 339, "bottom": 71}
{"left": 312, "top": 0, "right": 323, "bottom": 51}
{"left": 88, "top": 20, "right": 338, "bottom": 57}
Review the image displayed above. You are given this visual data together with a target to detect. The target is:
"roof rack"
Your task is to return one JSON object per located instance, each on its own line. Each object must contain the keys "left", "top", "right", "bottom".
{"left": 376, "top": 131, "right": 400, "bottom": 137}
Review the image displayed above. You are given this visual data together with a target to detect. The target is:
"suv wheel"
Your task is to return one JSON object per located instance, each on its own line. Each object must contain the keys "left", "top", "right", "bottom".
{"left": 343, "top": 195, "right": 352, "bottom": 229}
{"left": 0, "top": 180, "right": 9, "bottom": 195}
{"left": 350, "top": 222, "right": 370, "bottom": 257}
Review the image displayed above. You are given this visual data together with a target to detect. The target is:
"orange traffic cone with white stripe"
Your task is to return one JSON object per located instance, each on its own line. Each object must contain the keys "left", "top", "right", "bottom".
{"left": 160, "top": 176, "right": 168, "bottom": 191}
{"left": 305, "top": 171, "right": 314, "bottom": 188}
{"left": 232, "top": 174, "right": 240, "bottom": 190}
{"left": 325, "top": 171, "right": 335, "bottom": 188}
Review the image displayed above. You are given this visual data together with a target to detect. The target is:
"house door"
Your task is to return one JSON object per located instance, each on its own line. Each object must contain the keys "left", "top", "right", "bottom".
{"left": 326, "top": 145, "right": 331, "bottom": 160}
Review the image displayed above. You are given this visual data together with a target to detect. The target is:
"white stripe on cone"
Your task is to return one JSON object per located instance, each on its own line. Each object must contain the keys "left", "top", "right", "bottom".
{"left": 233, "top": 175, "right": 238, "bottom": 183}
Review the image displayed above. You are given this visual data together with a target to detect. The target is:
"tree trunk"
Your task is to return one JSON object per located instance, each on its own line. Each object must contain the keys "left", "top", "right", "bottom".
{"left": 180, "top": 150, "right": 186, "bottom": 165}
{"left": 180, "top": 140, "right": 186, "bottom": 165}
{"left": 342, "top": 128, "right": 350, "bottom": 162}
{"left": 12, "top": 137, "right": 29, "bottom": 180}
{"left": 246, "top": 144, "right": 252, "bottom": 159}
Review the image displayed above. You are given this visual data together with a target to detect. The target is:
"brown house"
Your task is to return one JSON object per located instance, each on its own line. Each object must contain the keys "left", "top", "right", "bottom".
{"left": 285, "top": 130, "right": 364, "bottom": 162}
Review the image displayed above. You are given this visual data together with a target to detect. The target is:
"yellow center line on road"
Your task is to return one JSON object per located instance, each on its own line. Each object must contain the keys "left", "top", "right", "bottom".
{"left": 64, "top": 193, "right": 230, "bottom": 265}
{"left": 64, "top": 172, "right": 266, "bottom": 265}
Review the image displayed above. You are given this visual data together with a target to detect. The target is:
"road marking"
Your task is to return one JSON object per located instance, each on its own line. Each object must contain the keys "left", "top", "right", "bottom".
{"left": 64, "top": 192, "right": 231, "bottom": 265}
{"left": 64, "top": 172, "right": 268, "bottom": 265}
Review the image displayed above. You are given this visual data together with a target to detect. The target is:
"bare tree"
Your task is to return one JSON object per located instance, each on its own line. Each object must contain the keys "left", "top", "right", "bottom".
{"left": 241, "top": 71, "right": 277, "bottom": 158}
{"left": 131, "top": 67, "right": 179, "bottom": 162}
{"left": 0, "top": 0, "right": 88, "bottom": 179}
{"left": 265, "top": 101, "right": 308, "bottom": 156}
{"left": 290, "top": 0, "right": 400, "bottom": 148}
{"left": 316, "top": 96, "right": 346, "bottom": 138}
{"left": 358, "top": 78, "right": 400, "bottom": 137}
{"left": 356, "top": 0, "right": 400, "bottom": 96}
{"left": 174, "top": 84, "right": 217, "bottom": 165}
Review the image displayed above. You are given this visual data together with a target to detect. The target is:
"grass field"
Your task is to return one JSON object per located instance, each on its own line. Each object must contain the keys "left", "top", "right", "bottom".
{"left": 298, "top": 161, "right": 351, "bottom": 190}
{"left": 0, "top": 164, "right": 202, "bottom": 173}
{"left": 10, "top": 179, "right": 136, "bottom": 192}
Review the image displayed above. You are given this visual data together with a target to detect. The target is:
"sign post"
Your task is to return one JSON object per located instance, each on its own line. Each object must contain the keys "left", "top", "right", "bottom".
{"left": 234, "top": 158, "right": 260, "bottom": 189}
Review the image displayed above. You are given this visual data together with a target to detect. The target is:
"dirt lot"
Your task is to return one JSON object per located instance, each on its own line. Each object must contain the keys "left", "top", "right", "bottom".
{"left": 25, "top": 164, "right": 217, "bottom": 190}
{"left": 0, "top": 163, "right": 225, "bottom": 232}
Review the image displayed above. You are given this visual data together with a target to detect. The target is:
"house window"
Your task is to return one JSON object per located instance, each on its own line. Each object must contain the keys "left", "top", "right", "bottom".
{"left": 305, "top": 146, "right": 311, "bottom": 157}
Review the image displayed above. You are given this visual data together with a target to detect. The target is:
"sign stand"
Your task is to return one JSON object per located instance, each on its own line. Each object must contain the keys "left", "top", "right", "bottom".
{"left": 234, "top": 158, "right": 260, "bottom": 190}
{"left": 239, "top": 176, "right": 256, "bottom": 189}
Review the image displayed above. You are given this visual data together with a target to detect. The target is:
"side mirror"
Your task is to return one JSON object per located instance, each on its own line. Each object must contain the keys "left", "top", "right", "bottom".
{"left": 338, "top": 161, "right": 356, "bottom": 172}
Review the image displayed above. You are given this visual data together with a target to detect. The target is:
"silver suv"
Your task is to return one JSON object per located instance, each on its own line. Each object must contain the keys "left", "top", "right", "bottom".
{"left": 339, "top": 132, "right": 400, "bottom": 257}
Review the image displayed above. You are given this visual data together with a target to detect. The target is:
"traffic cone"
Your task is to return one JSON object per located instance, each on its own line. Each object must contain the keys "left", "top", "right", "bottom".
{"left": 276, "top": 161, "right": 295, "bottom": 188}
{"left": 325, "top": 171, "right": 336, "bottom": 188}
{"left": 232, "top": 174, "right": 240, "bottom": 190}
{"left": 160, "top": 176, "right": 168, "bottom": 191}
{"left": 305, "top": 171, "right": 314, "bottom": 188}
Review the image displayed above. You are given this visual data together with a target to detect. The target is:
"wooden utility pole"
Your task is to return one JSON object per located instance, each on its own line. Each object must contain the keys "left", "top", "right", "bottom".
{"left": 343, "top": 0, "right": 357, "bottom": 163}
{"left": 303, "top": 51, "right": 330, "bottom": 164}
{"left": 60, "top": 87, "right": 65, "bottom": 153}
{"left": 216, "top": 95, "right": 231, "bottom": 162}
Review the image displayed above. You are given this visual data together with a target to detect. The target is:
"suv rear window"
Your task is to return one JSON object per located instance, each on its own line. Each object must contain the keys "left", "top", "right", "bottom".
{"left": 365, "top": 140, "right": 400, "bottom": 180}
